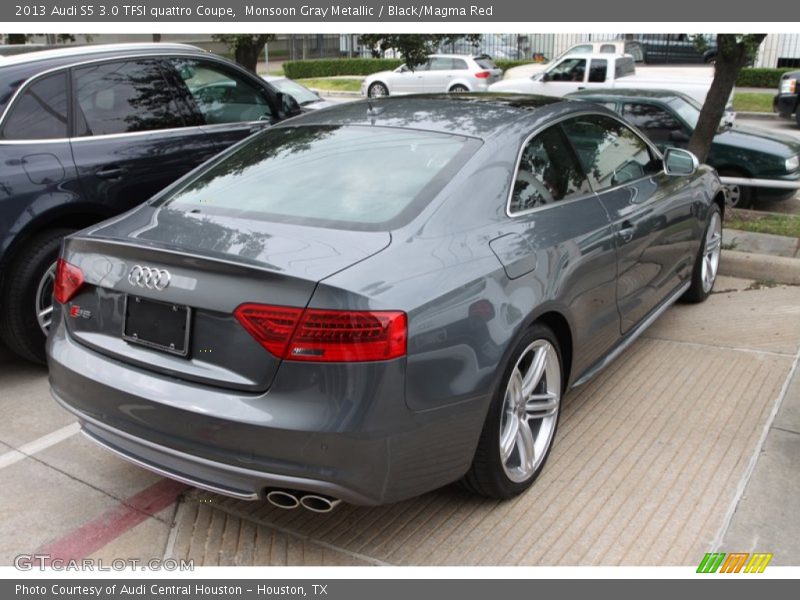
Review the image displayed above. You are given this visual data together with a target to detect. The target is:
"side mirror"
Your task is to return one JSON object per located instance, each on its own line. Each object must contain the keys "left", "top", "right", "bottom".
{"left": 277, "top": 92, "right": 302, "bottom": 118}
{"left": 541, "top": 72, "right": 551, "bottom": 82}
{"left": 663, "top": 147, "right": 699, "bottom": 176}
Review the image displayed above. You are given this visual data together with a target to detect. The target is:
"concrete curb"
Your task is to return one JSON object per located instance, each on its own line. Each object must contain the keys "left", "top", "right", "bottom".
{"left": 720, "top": 250, "right": 800, "bottom": 285}
{"left": 315, "top": 90, "right": 361, "bottom": 98}
{"left": 736, "top": 111, "right": 779, "bottom": 120}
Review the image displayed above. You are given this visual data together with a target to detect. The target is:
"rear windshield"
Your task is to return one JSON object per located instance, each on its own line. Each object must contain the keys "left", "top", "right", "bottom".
{"left": 475, "top": 56, "right": 498, "bottom": 70}
{"left": 156, "top": 125, "right": 478, "bottom": 230}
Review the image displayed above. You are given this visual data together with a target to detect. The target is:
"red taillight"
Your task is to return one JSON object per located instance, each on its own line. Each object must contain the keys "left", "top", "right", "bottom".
{"left": 474, "top": 71, "right": 491, "bottom": 79}
{"left": 53, "top": 259, "right": 84, "bottom": 304}
{"left": 234, "top": 304, "right": 407, "bottom": 362}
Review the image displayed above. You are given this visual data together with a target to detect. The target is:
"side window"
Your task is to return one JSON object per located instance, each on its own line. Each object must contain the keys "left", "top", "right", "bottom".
{"left": 561, "top": 114, "right": 660, "bottom": 191}
{"left": 509, "top": 125, "right": 592, "bottom": 214}
{"left": 615, "top": 57, "right": 636, "bottom": 78}
{"left": 588, "top": 59, "right": 607, "bottom": 83}
{"left": 548, "top": 58, "right": 586, "bottom": 82}
{"left": 599, "top": 44, "right": 617, "bottom": 54}
{"left": 170, "top": 58, "right": 272, "bottom": 125}
{"left": 428, "top": 57, "right": 454, "bottom": 71}
{"left": 452, "top": 58, "right": 468, "bottom": 70}
{"left": 571, "top": 44, "right": 593, "bottom": 54}
{"left": 2, "top": 72, "right": 68, "bottom": 140}
{"left": 621, "top": 103, "right": 685, "bottom": 145}
{"left": 73, "top": 60, "right": 183, "bottom": 136}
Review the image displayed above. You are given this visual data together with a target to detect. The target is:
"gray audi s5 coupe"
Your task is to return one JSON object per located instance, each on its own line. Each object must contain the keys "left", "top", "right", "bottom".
{"left": 47, "top": 94, "right": 725, "bottom": 511}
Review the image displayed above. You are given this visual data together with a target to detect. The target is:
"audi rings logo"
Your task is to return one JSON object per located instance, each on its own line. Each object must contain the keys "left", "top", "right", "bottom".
{"left": 127, "top": 265, "right": 171, "bottom": 290}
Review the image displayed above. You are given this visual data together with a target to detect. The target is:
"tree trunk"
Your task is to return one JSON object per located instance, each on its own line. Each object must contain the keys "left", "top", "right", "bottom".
{"left": 235, "top": 43, "right": 261, "bottom": 74}
{"left": 688, "top": 34, "right": 765, "bottom": 163}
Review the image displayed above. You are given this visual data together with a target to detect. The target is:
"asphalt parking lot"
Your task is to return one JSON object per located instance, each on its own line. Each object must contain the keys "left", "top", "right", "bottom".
{"left": 1, "top": 274, "right": 798, "bottom": 566}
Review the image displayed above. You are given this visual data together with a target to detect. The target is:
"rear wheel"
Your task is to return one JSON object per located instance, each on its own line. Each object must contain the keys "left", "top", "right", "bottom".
{"left": 368, "top": 82, "right": 388, "bottom": 98}
{"left": 0, "top": 229, "right": 75, "bottom": 364}
{"left": 683, "top": 204, "right": 722, "bottom": 303}
{"left": 449, "top": 84, "right": 469, "bottom": 93}
{"left": 463, "top": 323, "right": 563, "bottom": 499}
{"left": 717, "top": 168, "right": 754, "bottom": 209}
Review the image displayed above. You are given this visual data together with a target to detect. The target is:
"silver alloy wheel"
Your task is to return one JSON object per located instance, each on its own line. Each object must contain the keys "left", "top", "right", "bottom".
{"left": 702, "top": 211, "right": 722, "bottom": 293}
{"left": 499, "top": 339, "right": 561, "bottom": 483}
{"left": 368, "top": 83, "right": 388, "bottom": 98}
{"left": 723, "top": 184, "right": 740, "bottom": 208}
{"left": 36, "top": 261, "right": 57, "bottom": 335}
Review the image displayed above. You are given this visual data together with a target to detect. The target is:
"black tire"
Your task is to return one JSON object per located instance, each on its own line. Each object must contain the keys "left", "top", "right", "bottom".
{"left": 449, "top": 84, "right": 469, "bottom": 93}
{"left": 462, "top": 323, "right": 563, "bottom": 499}
{"left": 683, "top": 203, "right": 722, "bottom": 303}
{"left": 795, "top": 109, "right": 800, "bottom": 128}
{"left": 0, "top": 228, "right": 75, "bottom": 364}
{"left": 367, "top": 82, "right": 388, "bottom": 98}
{"left": 717, "top": 168, "right": 754, "bottom": 209}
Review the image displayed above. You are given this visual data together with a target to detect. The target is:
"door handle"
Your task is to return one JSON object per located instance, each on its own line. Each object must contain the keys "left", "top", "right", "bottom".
{"left": 618, "top": 220, "right": 635, "bottom": 243}
{"left": 95, "top": 166, "right": 127, "bottom": 179}
{"left": 577, "top": 86, "right": 586, "bottom": 90}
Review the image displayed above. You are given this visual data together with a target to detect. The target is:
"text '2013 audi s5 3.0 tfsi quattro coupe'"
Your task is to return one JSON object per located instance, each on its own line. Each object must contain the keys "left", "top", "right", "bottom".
{"left": 48, "top": 94, "right": 725, "bottom": 511}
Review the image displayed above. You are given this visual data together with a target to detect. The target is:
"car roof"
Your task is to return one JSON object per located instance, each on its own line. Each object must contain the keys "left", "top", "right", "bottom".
{"left": 0, "top": 43, "right": 205, "bottom": 68}
{"left": 278, "top": 93, "right": 583, "bottom": 139}
{"left": 568, "top": 88, "right": 692, "bottom": 102}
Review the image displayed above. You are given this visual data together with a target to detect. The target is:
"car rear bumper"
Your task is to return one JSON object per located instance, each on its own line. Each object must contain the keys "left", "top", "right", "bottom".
{"left": 773, "top": 93, "right": 798, "bottom": 117}
{"left": 47, "top": 318, "right": 486, "bottom": 505}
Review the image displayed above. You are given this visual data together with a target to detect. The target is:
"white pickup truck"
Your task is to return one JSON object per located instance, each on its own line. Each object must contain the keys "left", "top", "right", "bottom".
{"left": 489, "top": 53, "right": 722, "bottom": 106}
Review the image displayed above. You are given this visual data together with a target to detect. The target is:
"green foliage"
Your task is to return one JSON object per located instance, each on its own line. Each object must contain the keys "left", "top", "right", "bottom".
{"left": 494, "top": 60, "right": 531, "bottom": 72}
{"left": 284, "top": 59, "right": 404, "bottom": 79}
{"left": 736, "top": 68, "right": 797, "bottom": 88}
{"left": 357, "top": 34, "right": 481, "bottom": 68}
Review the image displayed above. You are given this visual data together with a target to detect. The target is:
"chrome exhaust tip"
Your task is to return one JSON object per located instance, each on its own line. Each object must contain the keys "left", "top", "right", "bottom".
{"left": 266, "top": 489, "right": 300, "bottom": 509}
{"left": 299, "top": 494, "right": 342, "bottom": 513}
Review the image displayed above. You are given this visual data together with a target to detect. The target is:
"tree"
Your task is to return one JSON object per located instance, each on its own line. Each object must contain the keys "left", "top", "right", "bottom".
{"left": 688, "top": 34, "right": 766, "bottom": 162}
{"left": 358, "top": 34, "right": 481, "bottom": 69}
{"left": 213, "top": 34, "right": 275, "bottom": 73}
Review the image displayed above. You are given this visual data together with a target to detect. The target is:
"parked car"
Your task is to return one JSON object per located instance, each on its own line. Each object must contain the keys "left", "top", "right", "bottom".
{"left": 48, "top": 94, "right": 725, "bottom": 509}
{"left": 362, "top": 54, "right": 502, "bottom": 97}
{"left": 636, "top": 34, "right": 717, "bottom": 64}
{"left": 773, "top": 70, "right": 800, "bottom": 126}
{"left": 489, "top": 53, "right": 723, "bottom": 107}
{"left": 0, "top": 43, "right": 302, "bottom": 363}
{"left": 263, "top": 75, "right": 338, "bottom": 111}
{"left": 568, "top": 89, "right": 800, "bottom": 207}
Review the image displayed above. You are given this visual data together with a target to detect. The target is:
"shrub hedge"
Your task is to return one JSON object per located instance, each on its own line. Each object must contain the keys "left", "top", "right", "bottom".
{"left": 283, "top": 58, "right": 404, "bottom": 79}
{"left": 283, "top": 58, "right": 538, "bottom": 79}
{"left": 736, "top": 68, "right": 796, "bottom": 89}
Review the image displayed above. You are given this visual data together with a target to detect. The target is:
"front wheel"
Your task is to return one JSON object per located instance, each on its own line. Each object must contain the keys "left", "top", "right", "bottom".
{"left": 462, "top": 323, "right": 563, "bottom": 499}
{"left": 367, "top": 82, "right": 388, "bottom": 98}
{"left": 717, "top": 168, "right": 754, "bottom": 209}
{"left": 683, "top": 204, "right": 722, "bottom": 303}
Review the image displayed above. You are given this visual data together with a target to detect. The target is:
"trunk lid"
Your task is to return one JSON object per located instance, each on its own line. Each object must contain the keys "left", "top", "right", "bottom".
{"left": 61, "top": 206, "right": 390, "bottom": 392}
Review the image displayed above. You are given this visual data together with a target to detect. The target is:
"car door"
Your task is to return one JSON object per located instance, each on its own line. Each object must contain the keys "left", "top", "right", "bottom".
{"left": 561, "top": 113, "right": 698, "bottom": 334}
{"left": 0, "top": 70, "right": 82, "bottom": 254}
{"left": 501, "top": 123, "right": 621, "bottom": 375}
{"left": 392, "top": 61, "right": 428, "bottom": 94}
{"left": 424, "top": 56, "right": 455, "bottom": 92}
{"left": 582, "top": 58, "right": 609, "bottom": 91}
{"left": 165, "top": 56, "right": 281, "bottom": 151}
{"left": 539, "top": 58, "right": 588, "bottom": 96}
{"left": 69, "top": 58, "right": 219, "bottom": 215}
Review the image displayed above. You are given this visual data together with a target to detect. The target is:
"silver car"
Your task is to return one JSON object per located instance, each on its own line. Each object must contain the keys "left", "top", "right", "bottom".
{"left": 48, "top": 95, "right": 724, "bottom": 512}
{"left": 362, "top": 54, "right": 502, "bottom": 97}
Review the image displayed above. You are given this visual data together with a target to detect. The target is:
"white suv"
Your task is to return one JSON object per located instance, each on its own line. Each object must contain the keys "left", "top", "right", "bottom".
{"left": 362, "top": 54, "right": 502, "bottom": 97}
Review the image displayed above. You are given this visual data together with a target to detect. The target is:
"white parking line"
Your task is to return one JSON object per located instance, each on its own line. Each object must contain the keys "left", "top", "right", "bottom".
{"left": 0, "top": 422, "right": 81, "bottom": 470}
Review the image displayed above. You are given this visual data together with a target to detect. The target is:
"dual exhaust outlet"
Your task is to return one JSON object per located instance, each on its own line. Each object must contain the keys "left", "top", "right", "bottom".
{"left": 266, "top": 489, "right": 342, "bottom": 513}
